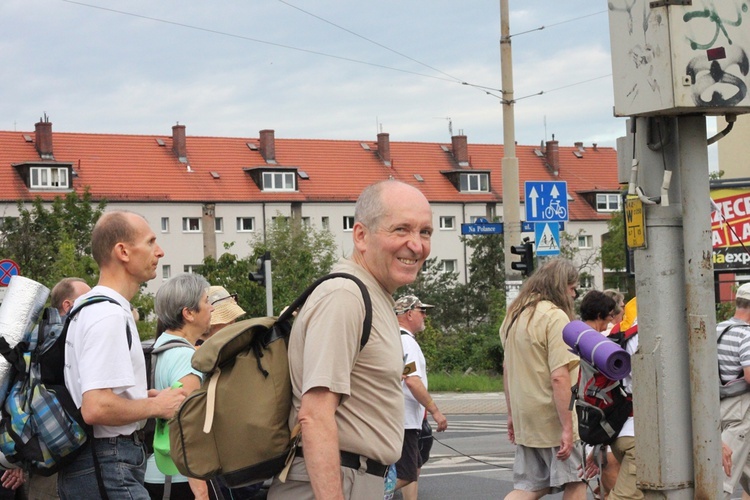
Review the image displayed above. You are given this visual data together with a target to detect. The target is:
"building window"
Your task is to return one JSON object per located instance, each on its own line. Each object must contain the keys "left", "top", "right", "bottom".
{"left": 321, "top": 216, "right": 330, "bottom": 230}
{"left": 183, "top": 264, "right": 201, "bottom": 274}
{"left": 596, "top": 194, "right": 621, "bottom": 212}
{"left": 440, "top": 216, "right": 455, "bottom": 230}
{"left": 182, "top": 217, "right": 201, "bottom": 232}
{"left": 578, "top": 235, "right": 593, "bottom": 249}
{"left": 301, "top": 217, "right": 311, "bottom": 227}
{"left": 441, "top": 260, "right": 457, "bottom": 273}
{"left": 30, "top": 166, "right": 69, "bottom": 189}
{"left": 237, "top": 217, "right": 255, "bottom": 232}
{"left": 343, "top": 216, "right": 355, "bottom": 231}
{"left": 262, "top": 171, "right": 296, "bottom": 191}
{"left": 161, "top": 217, "right": 170, "bottom": 233}
{"left": 215, "top": 217, "right": 223, "bottom": 233}
{"left": 459, "top": 173, "right": 489, "bottom": 193}
{"left": 580, "top": 274, "right": 593, "bottom": 289}
{"left": 162, "top": 265, "right": 171, "bottom": 280}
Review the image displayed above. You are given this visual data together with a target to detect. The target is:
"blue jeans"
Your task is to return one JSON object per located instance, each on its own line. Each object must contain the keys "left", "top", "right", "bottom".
{"left": 58, "top": 434, "right": 149, "bottom": 500}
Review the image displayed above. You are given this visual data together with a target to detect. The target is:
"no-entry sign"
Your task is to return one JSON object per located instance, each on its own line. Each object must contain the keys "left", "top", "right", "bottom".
{"left": 0, "top": 259, "right": 20, "bottom": 287}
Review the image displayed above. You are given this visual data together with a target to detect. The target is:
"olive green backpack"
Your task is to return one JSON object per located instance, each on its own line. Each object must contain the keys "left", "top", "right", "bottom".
{"left": 169, "top": 273, "right": 372, "bottom": 488}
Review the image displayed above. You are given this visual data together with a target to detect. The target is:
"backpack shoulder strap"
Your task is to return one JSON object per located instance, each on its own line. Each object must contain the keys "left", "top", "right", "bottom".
{"left": 608, "top": 323, "right": 637, "bottom": 348}
{"left": 150, "top": 337, "right": 195, "bottom": 389}
{"left": 277, "top": 272, "right": 372, "bottom": 350}
{"left": 717, "top": 321, "right": 750, "bottom": 382}
{"left": 67, "top": 295, "right": 134, "bottom": 350}
{"left": 717, "top": 322, "right": 750, "bottom": 345}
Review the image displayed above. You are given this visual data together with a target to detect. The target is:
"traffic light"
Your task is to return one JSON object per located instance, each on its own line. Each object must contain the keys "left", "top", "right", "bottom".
{"left": 248, "top": 251, "right": 271, "bottom": 287}
{"left": 510, "top": 238, "right": 535, "bottom": 277}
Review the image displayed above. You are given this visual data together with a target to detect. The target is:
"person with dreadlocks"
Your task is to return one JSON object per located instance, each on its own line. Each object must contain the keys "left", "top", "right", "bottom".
{"left": 500, "top": 258, "right": 584, "bottom": 500}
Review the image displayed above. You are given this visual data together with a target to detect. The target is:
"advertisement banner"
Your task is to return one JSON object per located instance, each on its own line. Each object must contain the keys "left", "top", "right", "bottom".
{"left": 712, "top": 187, "right": 750, "bottom": 271}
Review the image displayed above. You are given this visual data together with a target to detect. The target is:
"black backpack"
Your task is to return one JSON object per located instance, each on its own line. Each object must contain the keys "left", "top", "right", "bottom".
{"left": 140, "top": 336, "right": 194, "bottom": 455}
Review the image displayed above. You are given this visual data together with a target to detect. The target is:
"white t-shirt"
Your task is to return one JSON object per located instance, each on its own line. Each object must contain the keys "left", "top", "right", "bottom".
{"left": 618, "top": 331, "right": 638, "bottom": 438}
{"left": 64, "top": 285, "right": 147, "bottom": 438}
{"left": 401, "top": 328, "right": 427, "bottom": 430}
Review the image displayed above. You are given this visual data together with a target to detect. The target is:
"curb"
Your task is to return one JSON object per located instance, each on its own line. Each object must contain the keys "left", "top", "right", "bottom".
{"left": 432, "top": 392, "right": 507, "bottom": 415}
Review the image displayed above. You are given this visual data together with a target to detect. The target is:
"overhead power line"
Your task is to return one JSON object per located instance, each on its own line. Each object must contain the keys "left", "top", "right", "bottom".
{"left": 61, "top": 0, "right": 609, "bottom": 104}
{"left": 61, "top": 0, "right": 459, "bottom": 84}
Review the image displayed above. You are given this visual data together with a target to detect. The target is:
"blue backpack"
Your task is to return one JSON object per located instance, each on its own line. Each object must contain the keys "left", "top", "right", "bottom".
{"left": 0, "top": 295, "right": 127, "bottom": 475}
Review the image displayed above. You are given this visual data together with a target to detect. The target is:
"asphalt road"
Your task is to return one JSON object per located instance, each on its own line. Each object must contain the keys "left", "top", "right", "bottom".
{"left": 399, "top": 414, "right": 578, "bottom": 499}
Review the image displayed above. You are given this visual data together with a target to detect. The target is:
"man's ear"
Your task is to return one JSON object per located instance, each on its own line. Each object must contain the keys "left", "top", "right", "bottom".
{"left": 113, "top": 242, "right": 129, "bottom": 263}
{"left": 61, "top": 299, "right": 73, "bottom": 315}
{"left": 352, "top": 222, "right": 368, "bottom": 252}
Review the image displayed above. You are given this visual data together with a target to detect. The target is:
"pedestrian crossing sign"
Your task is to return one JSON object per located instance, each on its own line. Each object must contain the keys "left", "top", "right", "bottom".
{"left": 535, "top": 222, "right": 560, "bottom": 256}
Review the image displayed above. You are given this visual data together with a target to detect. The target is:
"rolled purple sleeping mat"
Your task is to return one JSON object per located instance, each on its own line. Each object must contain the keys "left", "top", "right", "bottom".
{"left": 562, "top": 320, "right": 631, "bottom": 380}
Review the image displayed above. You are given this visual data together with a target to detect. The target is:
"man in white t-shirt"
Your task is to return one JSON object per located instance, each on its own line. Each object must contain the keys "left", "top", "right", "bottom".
{"left": 394, "top": 295, "right": 447, "bottom": 500}
{"left": 59, "top": 211, "right": 187, "bottom": 500}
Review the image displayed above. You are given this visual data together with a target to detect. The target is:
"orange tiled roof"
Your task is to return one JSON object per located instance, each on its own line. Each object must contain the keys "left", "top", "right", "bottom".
{"left": 0, "top": 128, "right": 620, "bottom": 221}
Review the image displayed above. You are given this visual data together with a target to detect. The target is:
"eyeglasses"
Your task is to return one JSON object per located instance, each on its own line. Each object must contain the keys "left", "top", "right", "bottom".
{"left": 412, "top": 308, "right": 427, "bottom": 315}
{"left": 211, "top": 293, "right": 237, "bottom": 306}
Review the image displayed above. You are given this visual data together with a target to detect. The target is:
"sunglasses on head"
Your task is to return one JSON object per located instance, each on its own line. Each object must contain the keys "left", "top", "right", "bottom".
{"left": 211, "top": 293, "right": 237, "bottom": 306}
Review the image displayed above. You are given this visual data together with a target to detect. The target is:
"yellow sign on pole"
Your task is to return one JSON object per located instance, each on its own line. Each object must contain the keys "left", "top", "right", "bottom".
{"left": 625, "top": 198, "right": 646, "bottom": 248}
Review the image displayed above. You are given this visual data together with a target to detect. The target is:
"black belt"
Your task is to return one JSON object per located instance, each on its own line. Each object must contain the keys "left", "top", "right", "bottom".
{"left": 93, "top": 430, "right": 145, "bottom": 444}
{"left": 295, "top": 447, "right": 389, "bottom": 478}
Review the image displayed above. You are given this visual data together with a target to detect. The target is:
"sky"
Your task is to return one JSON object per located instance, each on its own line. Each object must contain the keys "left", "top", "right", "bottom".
{"left": 0, "top": 0, "right": 718, "bottom": 162}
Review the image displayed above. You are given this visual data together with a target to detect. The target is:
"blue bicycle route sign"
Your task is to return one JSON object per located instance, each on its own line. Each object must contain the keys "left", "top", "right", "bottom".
{"left": 524, "top": 181, "right": 569, "bottom": 223}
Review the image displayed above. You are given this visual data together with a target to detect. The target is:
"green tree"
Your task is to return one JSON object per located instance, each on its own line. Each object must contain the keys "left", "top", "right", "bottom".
{"left": 600, "top": 210, "right": 634, "bottom": 293}
{"left": 0, "top": 189, "right": 106, "bottom": 288}
{"left": 463, "top": 231, "right": 506, "bottom": 329}
{"left": 199, "top": 217, "right": 338, "bottom": 317}
{"left": 400, "top": 257, "right": 465, "bottom": 331}
{"left": 252, "top": 217, "right": 338, "bottom": 312}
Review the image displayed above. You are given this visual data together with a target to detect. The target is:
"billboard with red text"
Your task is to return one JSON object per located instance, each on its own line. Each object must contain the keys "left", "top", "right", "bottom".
{"left": 712, "top": 187, "right": 750, "bottom": 271}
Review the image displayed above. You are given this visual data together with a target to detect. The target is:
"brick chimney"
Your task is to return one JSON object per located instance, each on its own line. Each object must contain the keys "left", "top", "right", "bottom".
{"left": 377, "top": 133, "right": 391, "bottom": 166}
{"left": 592, "top": 143, "right": 598, "bottom": 151}
{"left": 259, "top": 129, "right": 276, "bottom": 163}
{"left": 172, "top": 124, "right": 187, "bottom": 162}
{"left": 451, "top": 134, "right": 468, "bottom": 166}
{"left": 546, "top": 139, "right": 559, "bottom": 176}
{"left": 35, "top": 117, "right": 53, "bottom": 160}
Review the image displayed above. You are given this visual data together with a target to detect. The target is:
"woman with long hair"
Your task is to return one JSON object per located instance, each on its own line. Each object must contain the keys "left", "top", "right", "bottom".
{"left": 500, "top": 258, "right": 584, "bottom": 499}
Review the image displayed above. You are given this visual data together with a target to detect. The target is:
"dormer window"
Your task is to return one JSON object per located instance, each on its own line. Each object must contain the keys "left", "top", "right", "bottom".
{"left": 263, "top": 172, "right": 295, "bottom": 191}
{"left": 30, "top": 166, "right": 69, "bottom": 189}
{"left": 596, "top": 193, "right": 621, "bottom": 212}
{"left": 460, "top": 173, "right": 489, "bottom": 193}
{"left": 440, "top": 169, "right": 491, "bottom": 194}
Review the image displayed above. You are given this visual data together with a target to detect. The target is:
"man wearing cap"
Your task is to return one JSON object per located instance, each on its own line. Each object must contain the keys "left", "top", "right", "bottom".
{"left": 203, "top": 286, "right": 247, "bottom": 342}
{"left": 718, "top": 282, "right": 750, "bottom": 499}
{"left": 394, "top": 295, "right": 447, "bottom": 500}
{"left": 268, "top": 180, "right": 433, "bottom": 500}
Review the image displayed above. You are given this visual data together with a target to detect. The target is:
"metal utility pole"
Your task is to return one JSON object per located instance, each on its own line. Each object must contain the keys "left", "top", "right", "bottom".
{"left": 499, "top": 0, "right": 523, "bottom": 308}
{"left": 623, "top": 117, "right": 721, "bottom": 499}
{"left": 607, "top": 1, "right": 749, "bottom": 494}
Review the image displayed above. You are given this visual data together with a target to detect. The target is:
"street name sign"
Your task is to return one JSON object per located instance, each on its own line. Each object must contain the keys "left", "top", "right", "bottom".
{"left": 461, "top": 218, "right": 503, "bottom": 235}
{"left": 522, "top": 221, "right": 565, "bottom": 233}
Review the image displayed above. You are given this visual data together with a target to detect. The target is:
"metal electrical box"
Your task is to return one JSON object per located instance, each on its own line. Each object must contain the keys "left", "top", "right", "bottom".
{"left": 608, "top": 0, "right": 750, "bottom": 117}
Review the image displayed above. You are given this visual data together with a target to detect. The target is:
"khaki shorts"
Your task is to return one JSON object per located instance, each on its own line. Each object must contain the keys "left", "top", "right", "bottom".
{"left": 512, "top": 442, "right": 584, "bottom": 493}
